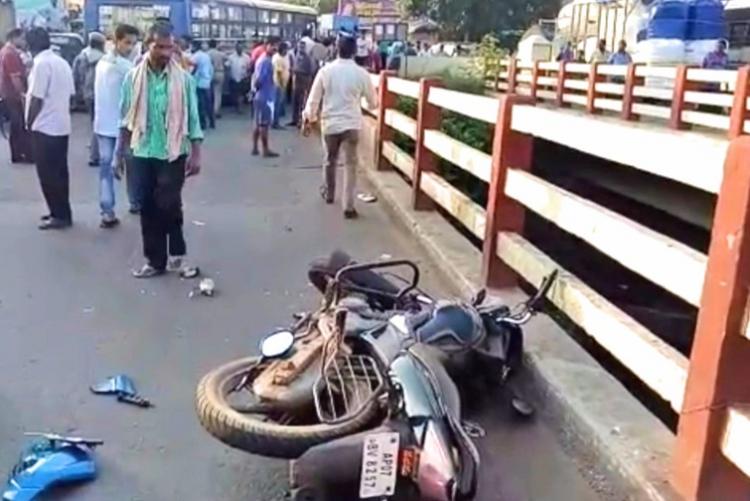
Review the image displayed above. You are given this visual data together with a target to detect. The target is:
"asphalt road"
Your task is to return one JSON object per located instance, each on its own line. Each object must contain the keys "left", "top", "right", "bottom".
{"left": 0, "top": 113, "right": 603, "bottom": 501}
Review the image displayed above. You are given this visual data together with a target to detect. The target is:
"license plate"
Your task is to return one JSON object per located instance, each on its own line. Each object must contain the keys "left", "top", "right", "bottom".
{"left": 359, "top": 431, "right": 400, "bottom": 499}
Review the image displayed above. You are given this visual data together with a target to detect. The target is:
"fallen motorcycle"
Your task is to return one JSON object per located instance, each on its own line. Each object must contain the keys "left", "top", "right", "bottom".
{"left": 195, "top": 252, "right": 556, "bottom": 500}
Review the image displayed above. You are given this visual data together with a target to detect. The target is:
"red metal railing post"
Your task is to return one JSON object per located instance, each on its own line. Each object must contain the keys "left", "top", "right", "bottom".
{"left": 586, "top": 62, "right": 602, "bottom": 114}
{"left": 507, "top": 59, "right": 518, "bottom": 94}
{"left": 412, "top": 78, "right": 443, "bottom": 210}
{"left": 556, "top": 61, "right": 568, "bottom": 107}
{"left": 481, "top": 95, "right": 535, "bottom": 288}
{"left": 375, "top": 70, "right": 397, "bottom": 171}
{"left": 673, "top": 137, "right": 750, "bottom": 499}
{"left": 621, "top": 63, "right": 641, "bottom": 121}
{"left": 670, "top": 65, "right": 692, "bottom": 130}
{"left": 728, "top": 66, "right": 750, "bottom": 139}
{"left": 530, "top": 61, "right": 541, "bottom": 101}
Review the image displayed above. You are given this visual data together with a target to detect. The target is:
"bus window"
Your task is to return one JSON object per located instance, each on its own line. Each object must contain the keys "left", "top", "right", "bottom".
{"left": 244, "top": 7, "right": 256, "bottom": 22}
{"left": 227, "top": 6, "right": 241, "bottom": 21}
{"left": 258, "top": 10, "right": 269, "bottom": 23}
{"left": 270, "top": 11, "right": 279, "bottom": 24}
{"left": 192, "top": 4, "right": 209, "bottom": 20}
{"left": 284, "top": 12, "right": 293, "bottom": 24}
{"left": 98, "top": 4, "right": 171, "bottom": 36}
{"left": 270, "top": 26, "right": 280, "bottom": 36}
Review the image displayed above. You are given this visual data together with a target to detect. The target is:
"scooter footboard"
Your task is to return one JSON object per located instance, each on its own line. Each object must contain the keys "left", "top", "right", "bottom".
{"left": 289, "top": 421, "right": 418, "bottom": 501}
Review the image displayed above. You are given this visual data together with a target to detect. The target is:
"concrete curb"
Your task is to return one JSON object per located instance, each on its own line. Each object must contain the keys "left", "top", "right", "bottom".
{"left": 362, "top": 166, "right": 682, "bottom": 501}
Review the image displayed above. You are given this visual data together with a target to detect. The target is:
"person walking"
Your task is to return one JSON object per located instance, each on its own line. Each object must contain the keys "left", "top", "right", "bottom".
{"left": 288, "top": 40, "right": 313, "bottom": 127}
{"left": 207, "top": 39, "right": 226, "bottom": 119}
{"left": 588, "top": 39, "right": 609, "bottom": 63}
{"left": 303, "top": 35, "right": 377, "bottom": 219}
{"left": 72, "top": 31, "right": 106, "bottom": 167}
{"left": 117, "top": 22, "right": 203, "bottom": 278}
{"left": 227, "top": 42, "right": 250, "bottom": 113}
{"left": 271, "top": 41, "right": 290, "bottom": 129}
{"left": 25, "top": 27, "right": 75, "bottom": 230}
{"left": 252, "top": 38, "right": 279, "bottom": 157}
{"left": 191, "top": 40, "right": 214, "bottom": 129}
{"left": 0, "top": 28, "right": 33, "bottom": 164}
{"left": 93, "top": 23, "right": 138, "bottom": 228}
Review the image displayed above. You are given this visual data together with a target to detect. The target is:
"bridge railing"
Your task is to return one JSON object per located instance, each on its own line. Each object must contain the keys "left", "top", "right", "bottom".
{"left": 486, "top": 59, "right": 750, "bottom": 139}
{"left": 366, "top": 69, "right": 750, "bottom": 498}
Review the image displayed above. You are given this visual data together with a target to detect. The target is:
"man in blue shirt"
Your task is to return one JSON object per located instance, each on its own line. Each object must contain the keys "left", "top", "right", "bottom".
{"left": 252, "top": 38, "right": 279, "bottom": 158}
{"left": 191, "top": 40, "right": 214, "bottom": 129}
{"left": 608, "top": 40, "right": 633, "bottom": 66}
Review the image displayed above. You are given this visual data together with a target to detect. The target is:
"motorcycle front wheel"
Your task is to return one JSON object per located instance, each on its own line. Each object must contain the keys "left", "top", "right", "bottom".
{"left": 196, "top": 356, "right": 380, "bottom": 459}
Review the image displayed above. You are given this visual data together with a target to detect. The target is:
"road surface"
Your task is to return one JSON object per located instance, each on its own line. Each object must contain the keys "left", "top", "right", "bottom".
{"left": 0, "top": 113, "right": 604, "bottom": 501}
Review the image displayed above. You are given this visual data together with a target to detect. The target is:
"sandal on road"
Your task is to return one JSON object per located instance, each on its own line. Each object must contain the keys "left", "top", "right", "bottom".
{"left": 132, "top": 264, "right": 165, "bottom": 279}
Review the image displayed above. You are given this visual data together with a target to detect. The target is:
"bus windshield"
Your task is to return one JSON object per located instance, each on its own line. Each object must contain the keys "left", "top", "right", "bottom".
{"left": 97, "top": 4, "right": 172, "bottom": 36}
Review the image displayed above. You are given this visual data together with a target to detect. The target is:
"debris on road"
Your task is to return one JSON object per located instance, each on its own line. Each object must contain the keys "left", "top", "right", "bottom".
{"left": 2, "top": 433, "right": 103, "bottom": 500}
{"left": 189, "top": 278, "right": 216, "bottom": 298}
{"left": 180, "top": 266, "right": 201, "bottom": 279}
{"left": 192, "top": 220, "right": 206, "bottom": 227}
{"left": 380, "top": 253, "right": 392, "bottom": 260}
{"left": 357, "top": 193, "right": 377, "bottom": 203}
{"left": 90, "top": 374, "right": 153, "bottom": 408}
{"left": 82, "top": 306, "right": 95, "bottom": 314}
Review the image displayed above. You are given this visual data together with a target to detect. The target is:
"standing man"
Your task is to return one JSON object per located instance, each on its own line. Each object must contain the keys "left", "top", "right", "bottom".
{"left": 72, "top": 32, "right": 106, "bottom": 167}
{"left": 252, "top": 38, "right": 279, "bottom": 157}
{"left": 0, "top": 28, "right": 33, "bottom": 164}
{"left": 25, "top": 27, "right": 75, "bottom": 230}
{"left": 702, "top": 39, "right": 729, "bottom": 69}
{"left": 608, "top": 40, "right": 632, "bottom": 65}
{"left": 556, "top": 41, "right": 575, "bottom": 62}
{"left": 288, "top": 40, "right": 313, "bottom": 127}
{"left": 271, "top": 41, "right": 290, "bottom": 129}
{"left": 588, "top": 39, "right": 609, "bottom": 63}
{"left": 93, "top": 23, "right": 138, "bottom": 228}
{"left": 192, "top": 40, "right": 214, "bottom": 130}
{"left": 207, "top": 39, "right": 226, "bottom": 119}
{"left": 303, "top": 35, "right": 377, "bottom": 219}
{"left": 227, "top": 41, "right": 250, "bottom": 113}
{"left": 117, "top": 22, "right": 203, "bottom": 278}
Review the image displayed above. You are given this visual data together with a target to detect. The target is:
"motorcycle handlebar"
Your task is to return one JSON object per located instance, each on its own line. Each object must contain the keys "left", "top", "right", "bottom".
{"left": 484, "top": 270, "right": 558, "bottom": 325}
{"left": 334, "top": 259, "right": 420, "bottom": 299}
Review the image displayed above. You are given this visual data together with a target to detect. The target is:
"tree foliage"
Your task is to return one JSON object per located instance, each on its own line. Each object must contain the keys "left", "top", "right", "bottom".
{"left": 399, "top": 0, "right": 558, "bottom": 44}
{"left": 285, "top": 0, "right": 339, "bottom": 14}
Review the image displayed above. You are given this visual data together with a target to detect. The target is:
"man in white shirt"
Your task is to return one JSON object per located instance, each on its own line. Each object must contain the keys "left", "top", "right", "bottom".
{"left": 94, "top": 23, "right": 138, "bottom": 228}
{"left": 303, "top": 35, "right": 377, "bottom": 219}
{"left": 25, "top": 27, "right": 75, "bottom": 230}
{"left": 227, "top": 41, "right": 250, "bottom": 112}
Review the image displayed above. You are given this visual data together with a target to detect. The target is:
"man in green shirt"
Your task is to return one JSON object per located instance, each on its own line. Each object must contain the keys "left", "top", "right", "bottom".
{"left": 116, "top": 22, "right": 203, "bottom": 278}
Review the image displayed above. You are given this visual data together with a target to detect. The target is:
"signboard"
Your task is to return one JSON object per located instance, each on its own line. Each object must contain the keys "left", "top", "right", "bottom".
{"left": 338, "top": 0, "right": 402, "bottom": 21}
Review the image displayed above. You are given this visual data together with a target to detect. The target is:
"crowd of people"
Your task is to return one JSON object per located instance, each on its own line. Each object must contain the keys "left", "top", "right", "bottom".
{"left": 0, "top": 22, "right": 378, "bottom": 278}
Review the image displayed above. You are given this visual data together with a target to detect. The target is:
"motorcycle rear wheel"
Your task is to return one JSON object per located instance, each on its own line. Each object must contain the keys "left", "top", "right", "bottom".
{"left": 196, "top": 356, "right": 380, "bottom": 459}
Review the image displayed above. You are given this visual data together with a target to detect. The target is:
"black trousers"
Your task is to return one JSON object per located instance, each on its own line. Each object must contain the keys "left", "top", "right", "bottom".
{"left": 33, "top": 131, "right": 71, "bottom": 222}
{"left": 292, "top": 75, "right": 311, "bottom": 125}
{"left": 132, "top": 155, "right": 187, "bottom": 270}
{"left": 5, "top": 98, "right": 32, "bottom": 162}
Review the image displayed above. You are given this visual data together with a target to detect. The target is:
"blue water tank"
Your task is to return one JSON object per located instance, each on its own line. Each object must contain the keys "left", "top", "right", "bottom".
{"left": 687, "top": 0, "right": 726, "bottom": 40}
{"left": 648, "top": 0, "right": 690, "bottom": 39}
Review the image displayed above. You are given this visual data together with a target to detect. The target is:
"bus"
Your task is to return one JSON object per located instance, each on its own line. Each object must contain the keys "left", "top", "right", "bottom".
{"left": 84, "top": 0, "right": 318, "bottom": 41}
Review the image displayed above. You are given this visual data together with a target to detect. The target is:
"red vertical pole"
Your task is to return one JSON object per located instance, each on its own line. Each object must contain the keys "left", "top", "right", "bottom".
{"left": 621, "top": 63, "right": 641, "bottom": 121}
{"left": 556, "top": 61, "right": 568, "bottom": 107}
{"left": 673, "top": 137, "right": 750, "bottom": 499}
{"left": 507, "top": 58, "right": 518, "bottom": 94}
{"left": 375, "top": 70, "right": 397, "bottom": 171}
{"left": 481, "top": 95, "right": 535, "bottom": 288}
{"left": 412, "top": 78, "right": 442, "bottom": 211}
{"left": 530, "top": 61, "right": 541, "bottom": 101}
{"left": 586, "top": 62, "right": 601, "bottom": 114}
{"left": 670, "top": 65, "right": 692, "bottom": 130}
{"left": 728, "top": 66, "right": 750, "bottom": 139}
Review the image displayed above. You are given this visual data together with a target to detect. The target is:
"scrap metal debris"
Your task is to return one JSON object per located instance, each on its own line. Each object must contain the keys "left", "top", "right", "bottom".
{"left": 189, "top": 278, "right": 216, "bottom": 298}
{"left": 2, "top": 433, "right": 103, "bottom": 501}
{"left": 90, "top": 374, "right": 153, "bottom": 408}
{"left": 357, "top": 193, "right": 378, "bottom": 203}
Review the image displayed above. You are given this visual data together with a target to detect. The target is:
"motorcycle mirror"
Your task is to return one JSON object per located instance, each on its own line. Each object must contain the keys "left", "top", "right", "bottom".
{"left": 259, "top": 331, "right": 294, "bottom": 359}
{"left": 526, "top": 270, "right": 559, "bottom": 312}
{"left": 471, "top": 289, "right": 487, "bottom": 306}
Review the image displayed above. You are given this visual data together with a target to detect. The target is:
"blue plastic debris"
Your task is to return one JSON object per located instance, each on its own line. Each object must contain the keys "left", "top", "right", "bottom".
{"left": 90, "top": 374, "right": 152, "bottom": 408}
{"left": 2, "top": 433, "right": 102, "bottom": 501}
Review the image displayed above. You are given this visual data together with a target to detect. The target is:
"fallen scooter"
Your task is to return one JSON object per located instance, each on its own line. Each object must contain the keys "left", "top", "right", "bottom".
{"left": 195, "top": 253, "right": 556, "bottom": 500}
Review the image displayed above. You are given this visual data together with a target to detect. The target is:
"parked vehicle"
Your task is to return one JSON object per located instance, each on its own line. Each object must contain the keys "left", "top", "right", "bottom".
{"left": 195, "top": 251, "right": 555, "bottom": 500}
